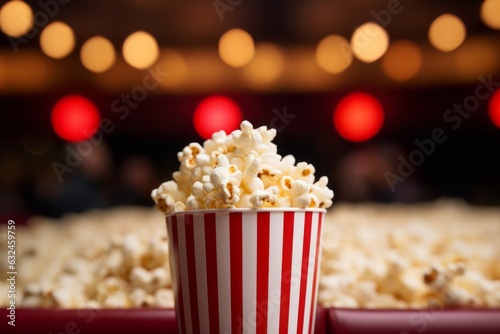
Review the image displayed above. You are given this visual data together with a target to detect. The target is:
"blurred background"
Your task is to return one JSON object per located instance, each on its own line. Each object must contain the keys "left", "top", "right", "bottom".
{"left": 0, "top": 0, "right": 499, "bottom": 219}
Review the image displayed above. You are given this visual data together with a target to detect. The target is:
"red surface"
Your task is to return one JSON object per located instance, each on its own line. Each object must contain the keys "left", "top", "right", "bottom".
{"left": 0, "top": 308, "right": 327, "bottom": 333}
{"left": 328, "top": 308, "right": 500, "bottom": 334}
{"left": 1, "top": 308, "right": 177, "bottom": 334}
{"left": 2, "top": 307, "right": 499, "bottom": 333}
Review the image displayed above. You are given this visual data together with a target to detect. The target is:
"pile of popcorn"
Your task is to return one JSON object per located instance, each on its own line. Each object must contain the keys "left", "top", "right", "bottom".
{"left": 151, "top": 120, "right": 334, "bottom": 212}
{"left": 0, "top": 199, "right": 499, "bottom": 309}
{"left": 0, "top": 207, "right": 174, "bottom": 308}
{"left": 319, "top": 199, "right": 500, "bottom": 308}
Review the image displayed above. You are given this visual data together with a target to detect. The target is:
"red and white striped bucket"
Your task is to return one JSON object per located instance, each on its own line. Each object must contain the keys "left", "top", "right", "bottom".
{"left": 165, "top": 208, "right": 325, "bottom": 334}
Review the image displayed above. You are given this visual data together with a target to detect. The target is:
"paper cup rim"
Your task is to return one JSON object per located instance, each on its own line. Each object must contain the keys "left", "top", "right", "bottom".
{"left": 165, "top": 207, "right": 327, "bottom": 217}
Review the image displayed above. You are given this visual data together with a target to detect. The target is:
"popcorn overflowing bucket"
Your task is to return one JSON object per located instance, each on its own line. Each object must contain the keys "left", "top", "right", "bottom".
{"left": 165, "top": 208, "right": 325, "bottom": 334}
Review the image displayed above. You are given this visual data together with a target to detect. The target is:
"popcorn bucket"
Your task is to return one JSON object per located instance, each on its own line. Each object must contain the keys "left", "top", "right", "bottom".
{"left": 165, "top": 208, "right": 325, "bottom": 334}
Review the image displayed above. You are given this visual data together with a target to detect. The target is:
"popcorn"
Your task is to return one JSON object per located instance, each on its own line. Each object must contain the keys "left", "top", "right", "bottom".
{"left": 154, "top": 289, "right": 175, "bottom": 307}
{"left": 129, "top": 288, "right": 147, "bottom": 307}
{"left": 4, "top": 200, "right": 499, "bottom": 310}
{"left": 249, "top": 186, "right": 279, "bottom": 208}
{"left": 151, "top": 120, "right": 334, "bottom": 212}
{"left": 319, "top": 200, "right": 500, "bottom": 309}
{"left": 130, "top": 266, "right": 153, "bottom": 290}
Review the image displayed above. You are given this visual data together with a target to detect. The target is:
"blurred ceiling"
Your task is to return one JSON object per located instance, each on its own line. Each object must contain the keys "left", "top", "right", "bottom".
{"left": 3, "top": 0, "right": 490, "bottom": 45}
{"left": 0, "top": 0, "right": 498, "bottom": 93}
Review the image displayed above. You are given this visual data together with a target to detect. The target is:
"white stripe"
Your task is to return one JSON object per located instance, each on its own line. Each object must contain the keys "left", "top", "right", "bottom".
{"left": 177, "top": 215, "right": 193, "bottom": 334}
{"left": 302, "top": 212, "right": 319, "bottom": 334}
{"left": 166, "top": 219, "right": 180, "bottom": 328}
{"left": 309, "top": 212, "right": 323, "bottom": 334}
{"left": 287, "top": 211, "right": 305, "bottom": 333}
{"left": 216, "top": 212, "right": 232, "bottom": 333}
{"left": 267, "top": 211, "right": 284, "bottom": 334}
{"left": 166, "top": 220, "right": 176, "bottom": 294}
{"left": 194, "top": 214, "right": 209, "bottom": 333}
{"left": 242, "top": 211, "right": 257, "bottom": 333}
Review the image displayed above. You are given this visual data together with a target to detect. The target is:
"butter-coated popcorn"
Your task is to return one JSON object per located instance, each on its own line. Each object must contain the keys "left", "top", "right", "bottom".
{"left": 154, "top": 289, "right": 175, "bottom": 307}
{"left": 103, "top": 291, "right": 131, "bottom": 308}
{"left": 129, "top": 288, "right": 147, "bottom": 307}
{"left": 5, "top": 200, "right": 500, "bottom": 310}
{"left": 319, "top": 200, "right": 500, "bottom": 309}
{"left": 151, "top": 120, "right": 334, "bottom": 212}
{"left": 130, "top": 266, "right": 153, "bottom": 289}
{"left": 249, "top": 186, "right": 279, "bottom": 208}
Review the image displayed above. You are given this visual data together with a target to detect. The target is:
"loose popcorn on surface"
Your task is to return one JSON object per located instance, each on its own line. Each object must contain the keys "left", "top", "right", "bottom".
{"left": 0, "top": 199, "right": 499, "bottom": 309}
{"left": 319, "top": 199, "right": 500, "bottom": 309}
{"left": 151, "top": 120, "right": 334, "bottom": 212}
{"left": 0, "top": 207, "right": 173, "bottom": 309}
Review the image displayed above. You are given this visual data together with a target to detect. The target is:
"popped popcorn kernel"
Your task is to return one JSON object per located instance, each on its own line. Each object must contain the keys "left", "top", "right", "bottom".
{"left": 151, "top": 120, "right": 334, "bottom": 212}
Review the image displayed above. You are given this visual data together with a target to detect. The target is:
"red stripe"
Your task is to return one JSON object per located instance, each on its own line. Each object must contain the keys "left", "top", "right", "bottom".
{"left": 296, "top": 211, "right": 313, "bottom": 333}
{"left": 256, "top": 211, "right": 270, "bottom": 334}
{"left": 278, "top": 212, "right": 295, "bottom": 334}
{"left": 229, "top": 212, "right": 243, "bottom": 334}
{"left": 307, "top": 213, "right": 323, "bottom": 334}
{"left": 171, "top": 216, "right": 186, "bottom": 334}
{"left": 184, "top": 214, "right": 200, "bottom": 334}
{"left": 205, "top": 213, "right": 220, "bottom": 334}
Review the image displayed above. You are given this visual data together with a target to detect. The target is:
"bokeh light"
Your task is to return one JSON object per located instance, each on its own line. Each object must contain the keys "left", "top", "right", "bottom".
{"left": 333, "top": 92, "right": 384, "bottom": 142}
{"left": 489, "top": 89, "right": 500, "bottom": 128}
{"left": 122, "top": 31, "right": 159, "bottom": 69}
{"left": 81, "top": 36, "right": 116, "bottom": 73}
{"left": 428, "top": 14, "right": 466, "bottom": 52}
{"left": 51, "top": 95, "right": 101, "bottom": 142}
{"left": 242, "top": 42, "right": 284, "bottom": 86}
{"left": 481, "top": 0, "right": 500, "bottom": 30}
{"left": 0, "top": 54, "right": 8, "bottom": 90}
{"left": 219, "top": 28, "right": 255, "bottom": 68}
{"left": 193, "top": 96, "right": 242, "bottom": 139}
{"left": 157, "top": 49, "right": 189, "bottom": 89}
{"left": 0, "top": 1, "right": 33, "bottom": 37}
{"left": 7, "top": 51, "right": 51, "bottom": 92}
{"left": 40, "top": 22, "right": 75, "bottom": 59}
{"left": 316, "top": 35, "right": 353, "bottom": 74}
{"left": 351, "top": 22, "right": 389, "bottom": 63}
{"left": 382, "top": 40, "right": 422, "bottom": 81}
{"left": 453, "top": 38, "right": 496, "bottom": 78}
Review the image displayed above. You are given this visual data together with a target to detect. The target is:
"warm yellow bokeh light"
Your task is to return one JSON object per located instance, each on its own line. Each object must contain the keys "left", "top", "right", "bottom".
{"left": 481, "top": 0, "right": 500, "bottom": 29}
{"left": 242, "top": 43, "right": 284, "bottom": 86}
{"left": 428, "top": 14, "right": 466, "bottom": 52}
{"left": 316, "top": 35, "right": 353, "bottom": 74}
{"left": 454, "top": 38, "right": 497, "bottom": 78}
{"left": 122, "top": 31, "right": 159, "bottom": 69}
{"left": 0, "top": 1, "right": 33, "bottom": 37}
{"left": 157, "top": 49, "right": 189, "bottom": 89}
{"left": 184, "top": 49, "right": 225, "bottom": 91}
{"left": 351, "top": 22, "right": 389, "bottom": 63}
{"left": 0, "top": 55, "right": 7, "bottom": 90}
{"left": 81, "top": 36, "right": 116, "bottom": 73}
{"left": 40, "top": 22, "right": 75, "bottom": 59}
{"left": 219, "top": 28, "right": 255, "bottom": 68}
{"left": 7, "top": 51, "right": 51, "bottom": 91}
{"left": 382, "top": 40, "right": 422, "bottom": 81}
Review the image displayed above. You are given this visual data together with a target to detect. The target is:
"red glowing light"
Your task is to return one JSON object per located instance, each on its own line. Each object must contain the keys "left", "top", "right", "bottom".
{"left": 193, "top": 95, "right": 243, "bottom": 139}
{"left": 51, "top": 95, "right": 100, "bottom": 142}
{"left": 489, "top": 89, "right": 500, "bottom": 129}
{"left": 333, "top": 92, "right": 384, "bottom": 142}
